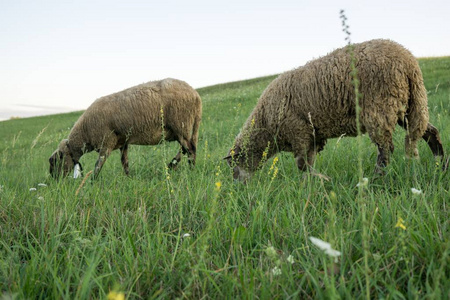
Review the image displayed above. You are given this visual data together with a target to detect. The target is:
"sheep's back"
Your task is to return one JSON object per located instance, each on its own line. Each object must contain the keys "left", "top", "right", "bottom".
{"left": 260, "top": 39, "right": 422, "bottom": 139}
{"left": 71, "top": 78, "right": 200, "bottom": 148}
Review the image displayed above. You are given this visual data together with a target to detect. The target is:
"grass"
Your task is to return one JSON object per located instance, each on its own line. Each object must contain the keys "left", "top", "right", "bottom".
{"left": 0, "top": 57, "right": 449, "bottom": 299}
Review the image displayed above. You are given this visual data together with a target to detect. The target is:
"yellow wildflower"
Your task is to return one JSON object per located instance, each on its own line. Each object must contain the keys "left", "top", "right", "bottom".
{"left": 271, "top": 167, "right": 279, "bottom": 180}
{"left": 215, "top": 181, "right": 222, "bottom": 191}
{"left": 268, "top": 157, "right": 279, "bottom": 174}
{"left": 395, "top": 217, "right": 406, "bottom": 230}
{"left": 107, "top": 291, "right": 125, "bottom": 300}
{"left": 262, "top": 151, "right": 268, "bottom": 160}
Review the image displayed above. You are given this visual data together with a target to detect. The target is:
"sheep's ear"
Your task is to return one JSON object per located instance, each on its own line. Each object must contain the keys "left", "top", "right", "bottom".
{"left": 49, "top": 149, "right": 63, "bottom": 178}
{"left": 49, "top": 150, "right": 61, "bottom": 163}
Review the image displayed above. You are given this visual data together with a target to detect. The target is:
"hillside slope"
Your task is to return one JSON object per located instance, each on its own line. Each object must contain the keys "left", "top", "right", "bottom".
{"left": 0, "top": 57, "right": 449, "bottom": 299}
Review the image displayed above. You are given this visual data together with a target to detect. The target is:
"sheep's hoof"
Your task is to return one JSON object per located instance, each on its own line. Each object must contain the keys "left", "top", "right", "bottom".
{"left": 373, "top": 165, "right": 386, "bottom": 177}
{"left": 167, "top": 160, "right": 179, "bottom": 170}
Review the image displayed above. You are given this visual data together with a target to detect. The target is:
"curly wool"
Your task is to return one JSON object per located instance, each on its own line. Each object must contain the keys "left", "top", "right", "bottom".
{"left": 50, "top": 78, "right": 202, "bottom": 178}
{"left": 230, "top": 39, "right": 443, "bottom": 176}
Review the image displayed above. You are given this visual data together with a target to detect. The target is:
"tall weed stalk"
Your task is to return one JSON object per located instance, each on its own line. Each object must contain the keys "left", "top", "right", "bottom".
{"left": 340, "top": 9, "right": 371, "bottom": 299}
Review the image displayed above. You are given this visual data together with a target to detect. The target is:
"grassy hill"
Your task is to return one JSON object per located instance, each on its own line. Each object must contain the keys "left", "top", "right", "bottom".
{"left": 0, "top": 58, "right": 449, "bottom": 299}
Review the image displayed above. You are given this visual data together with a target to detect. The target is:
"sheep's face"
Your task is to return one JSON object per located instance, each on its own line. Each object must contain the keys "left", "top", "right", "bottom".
{"left": 49, "top": 139, "right": 75, "bottom": 178}
{"left": 224, "top": 146, "right": 255, "bottom": 183}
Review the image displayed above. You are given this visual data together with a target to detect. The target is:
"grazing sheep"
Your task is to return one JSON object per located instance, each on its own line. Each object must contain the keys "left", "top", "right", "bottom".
{"left": 49, "top": 78, "right": 202, "bottom": 179}
{"left": 225, "top": 39, "right": 446, "bottom": 181}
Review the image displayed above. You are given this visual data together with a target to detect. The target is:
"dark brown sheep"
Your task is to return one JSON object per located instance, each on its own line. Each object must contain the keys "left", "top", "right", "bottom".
{"left": 50, "top": 78, "right": 202, "bottom": 179}
{"left": 226, "top": 39, "right": 446, "bottom": 181}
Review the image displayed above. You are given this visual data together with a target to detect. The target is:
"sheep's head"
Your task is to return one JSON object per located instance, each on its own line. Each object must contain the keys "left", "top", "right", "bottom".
{"left": 224, "top": 145, "right": 256, "bottom": 183}
{"left": 49, "top": 139, "right": 77, "bottom": 178}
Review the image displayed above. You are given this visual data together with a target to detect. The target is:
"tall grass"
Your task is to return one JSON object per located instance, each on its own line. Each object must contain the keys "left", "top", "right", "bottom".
{"left": 0, "top": 59, "right": 449, "bottom": 298}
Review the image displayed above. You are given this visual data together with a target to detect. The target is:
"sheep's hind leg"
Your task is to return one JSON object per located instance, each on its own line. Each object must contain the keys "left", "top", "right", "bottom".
{"left": 120, "top": 144, "right": 129, "bottom": 175}
{"left": 167, "top": 150, "right": 183, "bottom": 170}
{"left": 168, "top": 138, "right": 196, "bottom": 170}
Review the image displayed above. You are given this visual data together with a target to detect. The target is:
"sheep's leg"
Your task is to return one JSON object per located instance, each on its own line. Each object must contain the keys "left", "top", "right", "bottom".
{"left": 168, "top": 138, "right": 196, "bottom": 169}
{"left": 397, "top": 118, "right": 420, "bottom": 159}
{"left": 185, "top": 140, "right": 196, "bottom": 166}
{"left": 364, "top": 107, "right": 396, "bottom": 175}
{"left": 295, "top": 141, "right": 330, "bottom": 181}
{"left": 93, "top": 150, "right": 111, "bottom": 179}
{"left": 371, "top": 139, "right": 394, "bottom": 175}
{"left": 374, "top": 144, "right": 389, "bottom": 174}
{"left": 167, "top": 150, "right": 183, "bottom": 170}
{"left": 120, "top": 144, "right": 129, "bottom": 175}
{"left": 295, "top": 137, "right": 326, "bottom": 168}
{"left": 369, "top": 129, "right": 395, "bottom": 175}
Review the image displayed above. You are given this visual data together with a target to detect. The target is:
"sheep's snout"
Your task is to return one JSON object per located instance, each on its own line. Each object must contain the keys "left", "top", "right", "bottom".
{"left": 233, "top": 166, "right": 251, "bottom": 183}
{"left": 49, "top": 149, "right": 74, "bottom": 178}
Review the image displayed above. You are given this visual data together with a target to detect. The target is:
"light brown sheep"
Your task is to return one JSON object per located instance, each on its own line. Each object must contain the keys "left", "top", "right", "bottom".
{"left": 49, "top": 78, "right": 202, "bottom": 179}
{"left": 225, "top": 39, "right": 446, "bottom": 181}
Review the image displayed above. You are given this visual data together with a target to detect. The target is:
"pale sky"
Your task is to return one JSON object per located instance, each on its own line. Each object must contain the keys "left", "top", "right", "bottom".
{"left": 1, "top": 0, "right": 449, "bottom": 120}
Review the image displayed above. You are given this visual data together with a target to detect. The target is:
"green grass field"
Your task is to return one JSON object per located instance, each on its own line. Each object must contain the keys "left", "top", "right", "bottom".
{"left": 0, "top": 57, "right": 449, "bottom": 299}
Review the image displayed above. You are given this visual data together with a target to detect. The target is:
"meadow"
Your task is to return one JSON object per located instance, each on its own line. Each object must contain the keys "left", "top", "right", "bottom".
{"left": 0, "top": 57, "right": 449, "bottom": 299}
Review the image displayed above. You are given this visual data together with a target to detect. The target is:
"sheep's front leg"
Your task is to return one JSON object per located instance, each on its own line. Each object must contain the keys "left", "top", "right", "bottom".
{"left": 93, "top": 150, "right": 111, "bottom": 179}
{"left": 295, "top": 142, "right": 330, "bottom": 181}
{"left": 120, "top": 144, "right": 129, "bottom": 175}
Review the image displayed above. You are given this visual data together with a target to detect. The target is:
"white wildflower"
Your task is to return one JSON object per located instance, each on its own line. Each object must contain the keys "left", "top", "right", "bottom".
{"left": 37, "top": 183, "right": 47, "bottom": 187}
{"left": 182, "top": 233, "right": 191, "bottom": 238}
{"left": 411, "top": 188, "right": 422, "bottom": 195}
{"left": 38, "top": 196, "right": 44, "bottom": 200}
{"left": 271, "top": 266, "right": 282, "bottom": 276}
{"left": 356, "top": 177, "right": 368, "bottom": 187}
{"left": 309, "top": 236, "right": 342, "bottom": 262}
{"left": 287, "top": 255, "right": 295, "bottom": 264}
{"left": 29, "top": 188, "right": 37, "bottom": 192}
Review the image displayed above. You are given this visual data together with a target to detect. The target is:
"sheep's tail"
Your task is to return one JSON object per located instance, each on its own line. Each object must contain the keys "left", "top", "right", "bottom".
{"left": 403, "top": 68, "right": 429, "bottom": 158}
